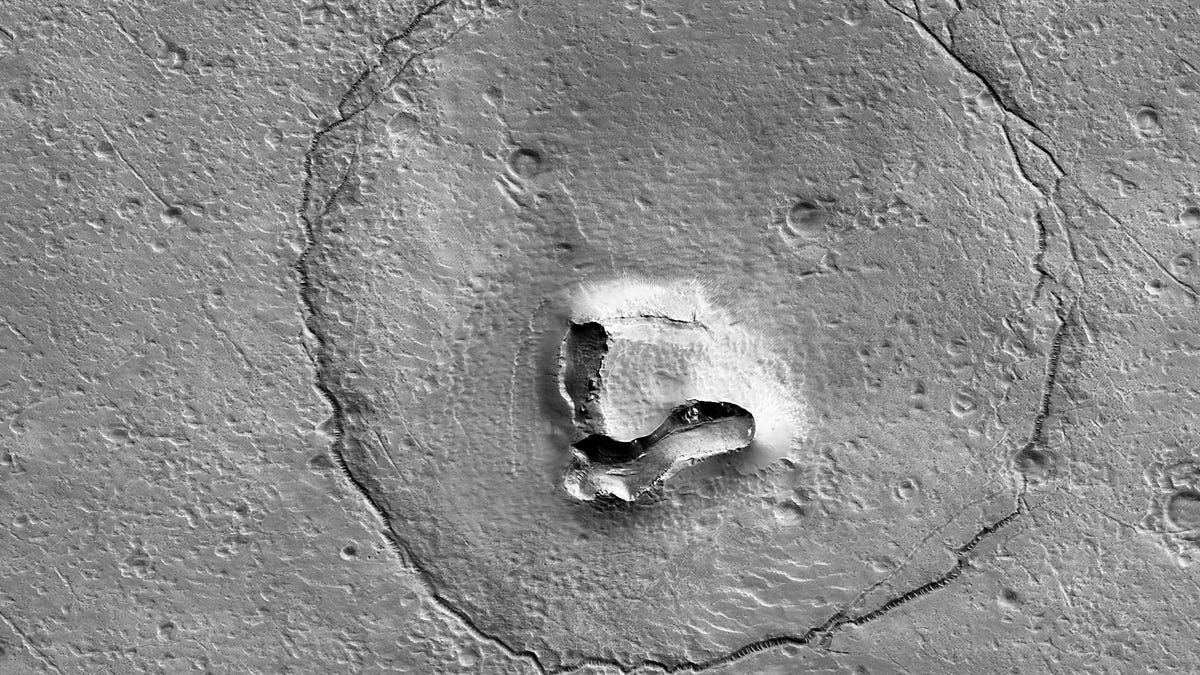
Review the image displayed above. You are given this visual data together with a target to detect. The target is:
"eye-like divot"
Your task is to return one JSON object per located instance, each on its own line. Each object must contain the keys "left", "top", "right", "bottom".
{"left": 556, "top": 278, "right": 808, "bottom": 501}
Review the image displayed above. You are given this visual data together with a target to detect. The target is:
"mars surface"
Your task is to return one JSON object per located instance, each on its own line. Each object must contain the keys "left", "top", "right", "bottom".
{"left": 3, "top": 0, "right": 1200, "bottom": 672}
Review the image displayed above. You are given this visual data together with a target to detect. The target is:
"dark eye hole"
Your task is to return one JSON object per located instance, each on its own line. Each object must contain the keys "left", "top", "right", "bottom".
{"left": 572, "top": 434, "right": 645, "bottom": 464}
{"left": 687, "top": 401, "right": 743, "bottom": 420}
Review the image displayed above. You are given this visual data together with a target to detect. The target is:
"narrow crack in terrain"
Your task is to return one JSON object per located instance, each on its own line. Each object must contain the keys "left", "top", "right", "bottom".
{"left": 0, "top": 607, "right": 65, "bottom": 675}
{"left": 816, "top": 0, "right": 1098, "bottom": 662}
{"left": 880, "top": 0, "right": 1087, "bottom": 298}
{"left": 294, "top": 1, "right": 1079, "bottom": 671}
{"left": 1082, "top": 196, "right": 1200, "bottom": 302}
{"left": 291, "top": 3, "right": 575, "bottom": 672}
{"left": 881, "top": 0, "right": 1046, "bottom": 136}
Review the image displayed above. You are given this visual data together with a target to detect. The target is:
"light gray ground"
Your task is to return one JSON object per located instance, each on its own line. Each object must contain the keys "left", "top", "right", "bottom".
{"left": 2, "top": 0, "right": 1200, "bottom": 672}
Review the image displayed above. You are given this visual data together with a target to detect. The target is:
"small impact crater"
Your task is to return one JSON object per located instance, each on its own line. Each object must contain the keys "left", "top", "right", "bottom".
{"left": 784, "top": 200, "right": 828, "bottom": 241}
{"left": 506, "top": 147, "right": 543, "bottom": 180}
{"left": 1141, "top": 460, "right": 1200, "bottom": 563}
{"left": 1165, "top": 490, "right": 1200, "bottom": 532}
{"left": 1132, "top": 105, "right": 1164, "bottom": 137}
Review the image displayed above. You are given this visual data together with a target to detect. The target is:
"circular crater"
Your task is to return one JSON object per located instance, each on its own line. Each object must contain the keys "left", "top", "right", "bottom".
{"left": 1179, "top": 206, "right": 1200, "bottom": 230}
{"left": 506, "top": 147, "right": 543, "bottom": 180}
{"left": 301, "top": 2, "right": 1052, "bottom": 660}
{"left": 784, "top": 200, "right": 828, "bottom": 240}
{"left": 1166, "top": 489, "right": 1200, "bottom": 532}
{"left": 1132, "top": 105, "right": 1163, "bottom": 137}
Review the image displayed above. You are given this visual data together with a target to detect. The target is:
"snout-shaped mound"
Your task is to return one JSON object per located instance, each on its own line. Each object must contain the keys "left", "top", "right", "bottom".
{"left": 565, "top": 400, "right": 756, "bottom": 501}
{"left": 557, "top": 277, "right": 809, "bottom": 499}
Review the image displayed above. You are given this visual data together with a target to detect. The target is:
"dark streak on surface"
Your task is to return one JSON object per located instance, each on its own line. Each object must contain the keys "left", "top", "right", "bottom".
{"left": 1026, "top": 300, "right": 1069, "bottom": 452}
{"left": 291, "top": 0, "right": 459, "bottom": 637}
{"left": 535, "top": 507, "right": 1028, "bottom": 674}
{"left": 876, "top": 0, "right": 1082, "bottom": 469}
{"left": 1084, "top": 196, "right": 1200, "bottom": 302}
{"left": 886, "top": 0, "right": 1078, "bottom": 312}
{"left": 292, "top": 3, "right": 577, "bottom": 672}
{"left": 998, "top": 122, "right": 1054, "bottom": 303}
{"left": 884, "top": 0, "right": 1047, "bottom": 138}
{"left": 885, "top": 0, "right": 1072, "bottom": 218}
{"left": 1026, "top": 134, "right": 1068, "bottom": 178}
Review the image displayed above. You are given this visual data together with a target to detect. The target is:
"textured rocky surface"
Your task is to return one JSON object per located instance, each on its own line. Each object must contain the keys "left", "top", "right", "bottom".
{"left": 2, "top": 0, "right": 1200, "bottom": 672}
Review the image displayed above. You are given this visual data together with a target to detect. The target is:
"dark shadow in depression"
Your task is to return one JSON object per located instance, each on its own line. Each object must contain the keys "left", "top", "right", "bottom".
{"left": 565, "top": 400, "right": 756, "bottom": 502}
{"left": 574, "top": 401, "right": 754, "bottom": 464}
